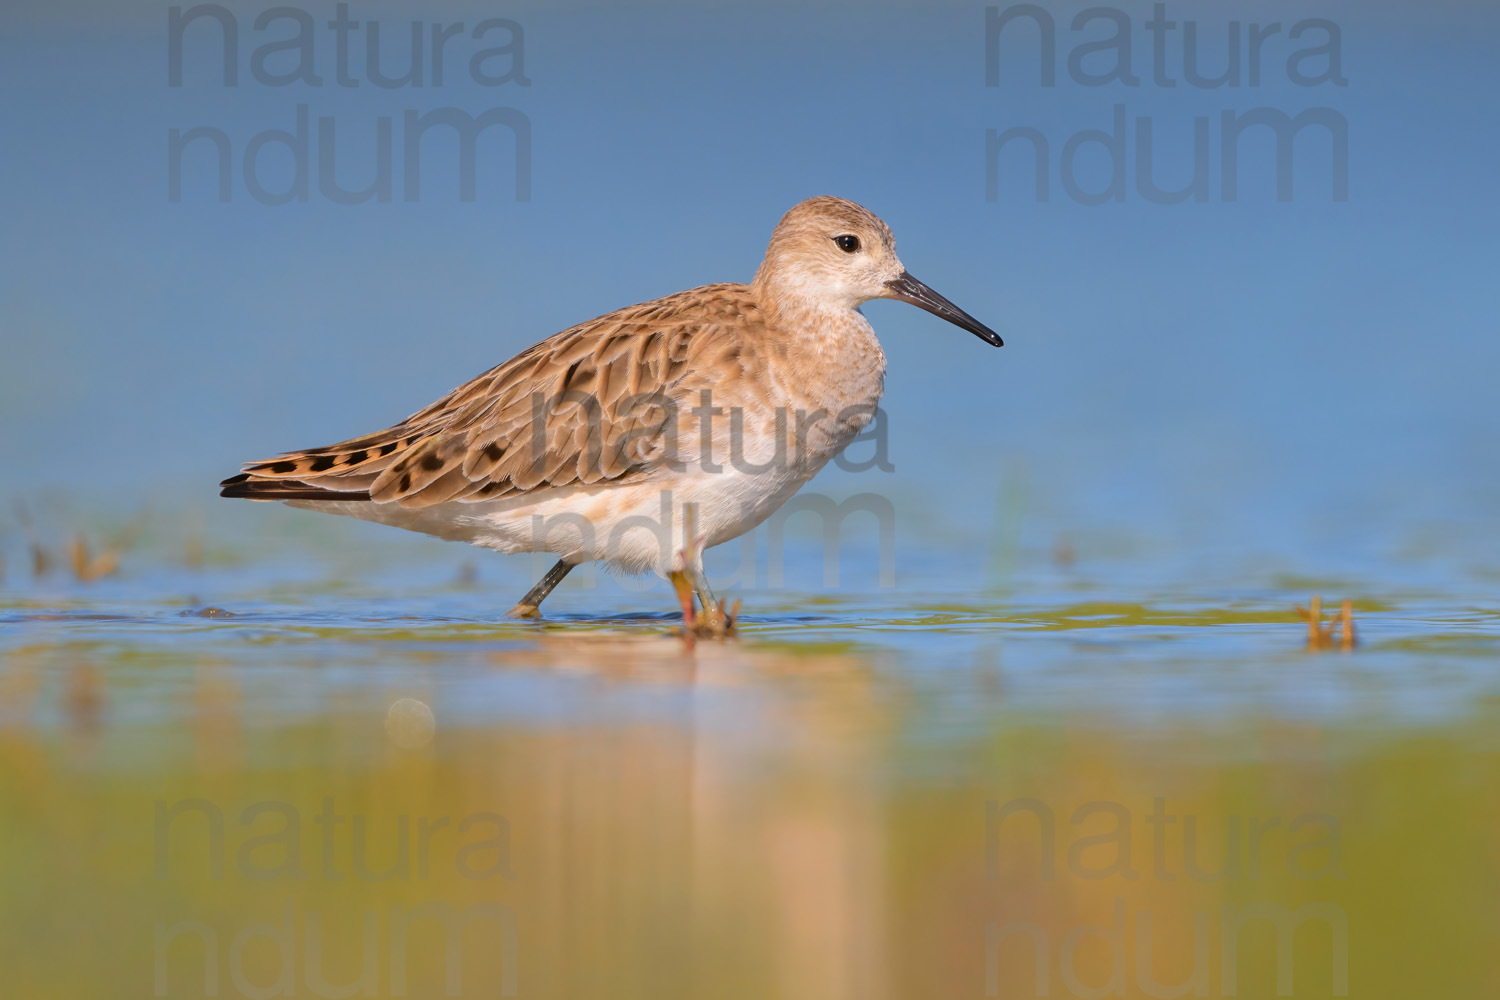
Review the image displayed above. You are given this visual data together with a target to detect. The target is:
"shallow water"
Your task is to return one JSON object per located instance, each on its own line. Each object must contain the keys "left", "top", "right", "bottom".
{"left": 2, "top": 507, "right": 1497, "bottom": 1000}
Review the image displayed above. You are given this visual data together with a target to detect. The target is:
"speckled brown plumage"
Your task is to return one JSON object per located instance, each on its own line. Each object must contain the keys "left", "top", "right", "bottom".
{"left": 227, "top": 284, "right": 762, "bottom": 508}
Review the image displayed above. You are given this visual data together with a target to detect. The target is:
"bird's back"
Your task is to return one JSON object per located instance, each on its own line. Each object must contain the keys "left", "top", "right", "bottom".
{"left": 221, "top": 282, "right": 773, "bottom": 508}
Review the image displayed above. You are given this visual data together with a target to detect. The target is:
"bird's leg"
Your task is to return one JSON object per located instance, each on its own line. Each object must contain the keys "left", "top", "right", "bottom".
{"left": 689, "top": 567, "right": 738, "bottom": 637}
{"left": 669, "top": 503, "right": 702, "bottom": 637}
{"left": 668, "top": 504, "right": 736, "bottom": 639}
{"left": 690, "top": 570, "right": 715, "bottom": 611}
{"left": 507, "top": 559, "right": 575, "bottom": 619}
{"left": 668, "top": 568, "right": 697, "bottom": 635}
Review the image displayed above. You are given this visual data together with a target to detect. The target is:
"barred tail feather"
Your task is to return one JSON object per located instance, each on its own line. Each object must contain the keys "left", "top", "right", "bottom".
{"left": 219, "top": 473, "right": 372, "bottom": 502}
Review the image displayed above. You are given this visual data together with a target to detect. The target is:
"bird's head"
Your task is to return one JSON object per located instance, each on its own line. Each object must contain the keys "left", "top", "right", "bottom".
{"left": 754, "top": 195, "right": 1002, "bottom": 347}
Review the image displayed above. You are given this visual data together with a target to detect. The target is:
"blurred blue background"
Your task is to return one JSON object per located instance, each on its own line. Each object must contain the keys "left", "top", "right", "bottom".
{"left": 4, "top": 0, "right": 1498, "bottom": 593}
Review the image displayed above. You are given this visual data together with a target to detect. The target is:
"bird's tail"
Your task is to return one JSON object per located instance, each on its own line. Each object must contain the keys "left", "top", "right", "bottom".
{"left": 219, "top": 473, "right": 372, "bottom": 502}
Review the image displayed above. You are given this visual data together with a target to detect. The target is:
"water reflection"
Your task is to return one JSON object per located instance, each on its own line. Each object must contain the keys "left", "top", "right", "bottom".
{"left": 1, "top": 585, "right": 1498, "bottom": 997}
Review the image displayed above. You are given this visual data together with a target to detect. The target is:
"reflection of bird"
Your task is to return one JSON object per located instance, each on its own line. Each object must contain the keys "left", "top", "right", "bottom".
{"left": 220, "top": 196, "right": 1002, "bottom": 627}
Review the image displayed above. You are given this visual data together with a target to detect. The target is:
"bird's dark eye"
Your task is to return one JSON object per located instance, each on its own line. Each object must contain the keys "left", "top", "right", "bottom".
{"left": 832, "top": 234, "right": 861, "bottom": 253}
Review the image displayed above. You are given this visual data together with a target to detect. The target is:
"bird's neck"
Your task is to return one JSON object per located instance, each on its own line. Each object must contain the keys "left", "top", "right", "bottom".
{"left": 754, "top": 280, "right": 873, "bottom": 349}
{"left": 752, "top": 280, "right": 887, "bottom": 404}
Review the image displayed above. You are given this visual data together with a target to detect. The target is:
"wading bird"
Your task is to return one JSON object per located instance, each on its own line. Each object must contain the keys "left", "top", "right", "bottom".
{"left": 221, "top": 196, "right": 1001, "bottom": 632}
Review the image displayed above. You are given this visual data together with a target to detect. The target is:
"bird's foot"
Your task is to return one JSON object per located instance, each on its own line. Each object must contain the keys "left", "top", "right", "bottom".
{"left": 506, "top": 602, "right": 543, "bottom": 619}
{"left": 691, "top": 596, "right": 740, "bottom": 639}
{"left": 668, "top": 569, "right": 738, "bottom": 642}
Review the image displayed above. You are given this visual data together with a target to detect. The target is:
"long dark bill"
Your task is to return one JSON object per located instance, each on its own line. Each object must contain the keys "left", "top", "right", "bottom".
{"left": 884, "top": 272, "right": 1003, "bottom": 347}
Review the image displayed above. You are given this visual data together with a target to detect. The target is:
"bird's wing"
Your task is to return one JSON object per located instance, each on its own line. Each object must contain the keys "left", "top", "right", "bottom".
{"left": 220, "top": 284, "right": 757, "bottom": 507}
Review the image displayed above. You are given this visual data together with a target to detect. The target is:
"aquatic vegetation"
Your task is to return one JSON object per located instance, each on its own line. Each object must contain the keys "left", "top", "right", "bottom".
{"left": 1297, "top": 595, "right": 1357, "bottom": 651}
{"left": 12, "top": 503, "right": 148, "bottom": 584}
